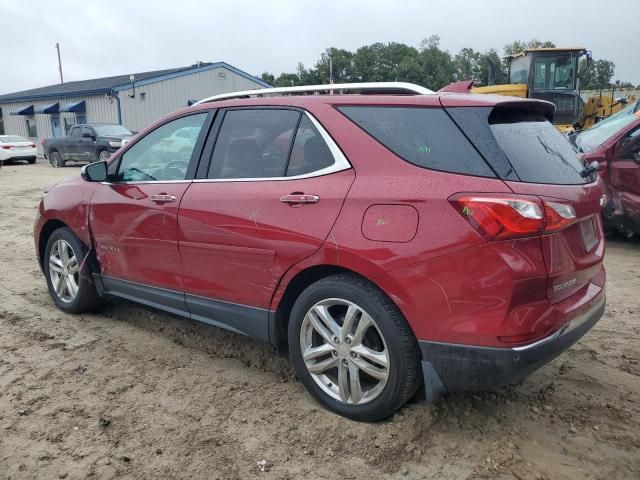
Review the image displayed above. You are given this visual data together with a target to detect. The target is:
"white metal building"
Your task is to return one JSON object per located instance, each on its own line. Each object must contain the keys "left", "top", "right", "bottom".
{"left": 0, "top": 62, "right": 269, "bottom": 154}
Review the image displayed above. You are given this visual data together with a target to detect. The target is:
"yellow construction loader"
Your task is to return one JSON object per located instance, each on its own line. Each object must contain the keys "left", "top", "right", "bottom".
{"left": 467, "top": 48, "right": 635, "bottom": 132}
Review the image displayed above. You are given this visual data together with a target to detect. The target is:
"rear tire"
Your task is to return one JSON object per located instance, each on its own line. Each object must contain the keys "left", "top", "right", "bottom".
{"left": 49, "top": 151, "right": 64, "bottom": 168}
{"left": 288, "top": 273, "right": 421, "bottom": 422}
{"left": 43, "top": 227, "right": 102, "bottom": 314}
{"left": 28, "top": 157, "right": 36, "bottom": 164}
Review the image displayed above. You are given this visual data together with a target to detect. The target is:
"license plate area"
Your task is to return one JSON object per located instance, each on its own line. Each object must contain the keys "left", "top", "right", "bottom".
{"left": 580, "top": 217, "right": 597, "bottom": 252}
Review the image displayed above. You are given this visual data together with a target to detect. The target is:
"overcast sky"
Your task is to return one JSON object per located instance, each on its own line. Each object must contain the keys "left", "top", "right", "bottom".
{"left": 1, "top": 0, "right": 638, "bottom": 94}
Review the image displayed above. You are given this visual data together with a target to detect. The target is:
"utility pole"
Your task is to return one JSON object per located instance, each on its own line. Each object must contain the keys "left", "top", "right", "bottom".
{"left": 55, "top": 42, "right": 64, "bottom": 84}
{"left": 329, "top": 56, "right": 334, "bottom": 84}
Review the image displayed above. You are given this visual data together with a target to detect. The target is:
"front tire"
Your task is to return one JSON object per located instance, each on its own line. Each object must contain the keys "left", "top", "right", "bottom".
{"left": 98, "top": 150, "right": 111, "bottom": 162}
{"left": 43, "top": 227, "right": 102, "bottom": 313}
{"left": 288, "top": 274, "right": 421, "bottom": 422}
{"left": 49, "top": 151, "right": 64, "bottom": 168}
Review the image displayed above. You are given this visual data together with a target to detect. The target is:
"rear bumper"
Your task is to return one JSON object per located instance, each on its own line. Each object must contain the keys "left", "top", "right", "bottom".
{"left": 420, "top": 293, "right": 605, "bottom": 402}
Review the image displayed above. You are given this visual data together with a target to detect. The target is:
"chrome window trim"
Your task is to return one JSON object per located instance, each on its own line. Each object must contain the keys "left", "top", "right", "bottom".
{"left": 99, "top": 179, "right": 192, "bottom": 186}
{"left": 193, "top": 111, "right": 351, "bottom": 183}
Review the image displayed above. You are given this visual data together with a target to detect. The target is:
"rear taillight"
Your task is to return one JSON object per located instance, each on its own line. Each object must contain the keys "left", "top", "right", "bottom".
{"left": 544, "top": 201, "right": 577, "bottom": 232}
{"left": 450, "top": 194, "right": 577, "bottom": 240}
{"left": 30, "top": 143, "right": 36, "bottom": 148}
{"left": 1, "top": 145, "right": 13, "bottom": 150}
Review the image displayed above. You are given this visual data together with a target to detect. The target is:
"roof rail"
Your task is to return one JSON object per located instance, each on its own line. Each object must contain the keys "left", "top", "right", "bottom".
{"left": 193, "top": 82, "right": 435, "bottom": 105}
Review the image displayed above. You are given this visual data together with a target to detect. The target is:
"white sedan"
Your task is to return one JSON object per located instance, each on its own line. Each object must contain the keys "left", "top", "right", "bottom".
{"left": 0, "top": 135, "right": 37, "bottom": 167}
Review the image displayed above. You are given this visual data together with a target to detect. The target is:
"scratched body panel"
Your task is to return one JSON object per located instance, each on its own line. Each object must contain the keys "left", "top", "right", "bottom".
{"left": 177, "top": 169, "right": 355, "bottom": 309}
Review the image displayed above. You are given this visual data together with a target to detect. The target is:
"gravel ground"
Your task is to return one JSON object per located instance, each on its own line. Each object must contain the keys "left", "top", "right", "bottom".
{"left": 1, "top": 160, "right": 639, "bottom": 479}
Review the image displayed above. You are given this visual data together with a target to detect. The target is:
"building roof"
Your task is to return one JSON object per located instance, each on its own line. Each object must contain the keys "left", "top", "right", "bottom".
{"left": 0, "top": 62, "right": 270, "bottom": 104}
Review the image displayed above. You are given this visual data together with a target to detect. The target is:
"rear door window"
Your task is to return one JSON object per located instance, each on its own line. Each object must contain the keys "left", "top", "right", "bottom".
{"left": 490, "top": 111, "right": 587, "bottom": 184}
{"left": 208, "top": 109, "right": 301, "bottom": 179}
{"left": 286, "top": 116, "right": 334, "bottom": 176}
{"left": 338, "top": 106, "right": 496, "bottom": 178}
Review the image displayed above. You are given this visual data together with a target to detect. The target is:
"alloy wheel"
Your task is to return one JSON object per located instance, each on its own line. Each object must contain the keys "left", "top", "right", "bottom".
{"left": 48, "top": 239, "right": 80, "bottom": 303}
{"left": 300, "top": 298, "right": 390, "bottom": 405}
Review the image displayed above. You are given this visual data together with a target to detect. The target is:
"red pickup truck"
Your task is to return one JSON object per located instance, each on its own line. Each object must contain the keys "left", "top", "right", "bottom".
{"left": 574, "top": 99, "right": 640, "bottom": 237}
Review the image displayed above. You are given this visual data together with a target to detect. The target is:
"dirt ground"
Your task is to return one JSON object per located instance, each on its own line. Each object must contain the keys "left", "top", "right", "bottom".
{"left": 0, "top": 160, "right": 639, "bottom": 480}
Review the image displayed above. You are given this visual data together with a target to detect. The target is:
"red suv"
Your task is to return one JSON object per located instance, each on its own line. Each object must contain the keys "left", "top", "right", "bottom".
{"left": 34, "top": 83, "right": 606, "bottom": 421}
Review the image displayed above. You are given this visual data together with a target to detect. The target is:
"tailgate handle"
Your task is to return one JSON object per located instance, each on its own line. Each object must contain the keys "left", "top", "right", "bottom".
{"left": 280, "top": 194, "right": 320, "bottom": 205}
{"left": 150, "top": 193, "right": 177, "bottom": 204}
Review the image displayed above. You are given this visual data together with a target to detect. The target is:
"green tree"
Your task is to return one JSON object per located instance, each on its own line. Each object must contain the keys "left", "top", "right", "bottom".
{"left": 592, "top": 59, "right": 615, "bottom": 89}
{"left": 275, "top": 72, "right": 302, "bottom": 87}
{"left": 579, "top": 58, "right": 616, "bottom": 90}
{"left": 314, "top": 48, "right": 355, "bottom": 83}
{"left": 260, "top": 72, "right": 275, "bottom": 85}
{"left": 417, "top": 35, "right": 455, "bottom": 89}
{"left": 453, "top": 47, "right": 482, "bottom": 82}
{"left": 503, "top": 39, "right": 556, "bottom": 56}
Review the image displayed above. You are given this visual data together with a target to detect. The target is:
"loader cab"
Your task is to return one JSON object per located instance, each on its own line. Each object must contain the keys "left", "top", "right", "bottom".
{"left": 507, "top": 48, "right": 587, "bottom": 127}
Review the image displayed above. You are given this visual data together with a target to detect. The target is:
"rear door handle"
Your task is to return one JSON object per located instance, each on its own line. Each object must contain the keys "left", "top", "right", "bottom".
{"left": 280, "top": 194, "right": 320, "bottom": 205}
{"left": 150, "top": 193, "right": 177, "bottom": 203}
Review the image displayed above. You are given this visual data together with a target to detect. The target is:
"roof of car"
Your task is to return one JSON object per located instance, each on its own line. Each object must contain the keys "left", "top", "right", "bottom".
{"left": 184, "top": 91, "right": 554, "bottom": 113}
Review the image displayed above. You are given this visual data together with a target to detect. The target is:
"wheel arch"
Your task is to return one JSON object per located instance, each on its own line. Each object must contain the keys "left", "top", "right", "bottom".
{"left": 270, "top": 263, "right": 408, "bottom": 355}
{"left": 38, "top": 219, "right": 100, "bottom": 275}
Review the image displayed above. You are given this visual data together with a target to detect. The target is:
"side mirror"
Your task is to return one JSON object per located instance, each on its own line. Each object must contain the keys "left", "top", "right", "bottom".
{"left": 634, "top": 150, "right": 640, "bottom": 164}
{"left": 82, "top": 132, "right": 94, "bottom": 139}
{"left": 81, "top": 160, "right": 108, "bottom": 182}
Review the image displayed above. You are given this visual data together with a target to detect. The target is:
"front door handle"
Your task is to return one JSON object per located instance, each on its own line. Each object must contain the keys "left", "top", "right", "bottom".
{"left": 150, "top": 193, "right": 177, "bottom": 203}
{"left": 280, "top": 194, "right": 320, "bottom": 205}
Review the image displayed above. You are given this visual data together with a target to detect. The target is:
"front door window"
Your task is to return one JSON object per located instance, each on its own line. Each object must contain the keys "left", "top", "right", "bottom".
{"left": 115, "top": 113, "right": 207, "bottom": 182}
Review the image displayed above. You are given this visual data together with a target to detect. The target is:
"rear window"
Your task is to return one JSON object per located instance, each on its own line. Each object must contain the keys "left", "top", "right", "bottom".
{"left": 490, "top": 111, "right": 587, "bottom": 184}
{"left": 338, "top": 106, "right": 496, "bottom": 178}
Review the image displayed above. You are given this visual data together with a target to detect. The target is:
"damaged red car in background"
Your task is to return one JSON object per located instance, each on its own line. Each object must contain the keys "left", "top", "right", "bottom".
{"left": 573, "top": 99, "right": 640, "bottom": 237}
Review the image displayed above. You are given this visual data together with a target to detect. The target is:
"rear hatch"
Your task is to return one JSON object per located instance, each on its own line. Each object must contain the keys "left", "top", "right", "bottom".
{"left": 442, "top": 96, "right": 605, "bottom": 304}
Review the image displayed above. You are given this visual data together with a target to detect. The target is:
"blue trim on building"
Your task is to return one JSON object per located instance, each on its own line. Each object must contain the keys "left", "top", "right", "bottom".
{"left": 10, "top": 105, "right": 34, "bottom": 115}
{"left": 34, "top": 102, "right": 60, "bottom": 114}
{"left": 60, "top": 100, "right": 86, "bottom": 113}
{"left": 2, "top": 89, "right": 112, "bottom": 104}
{"left": 110, "top": 90, "right": 122, "bottom": 125}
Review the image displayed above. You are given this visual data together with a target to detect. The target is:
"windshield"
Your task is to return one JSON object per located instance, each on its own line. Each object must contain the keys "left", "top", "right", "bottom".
{"left": 93, "top": 125, "right": 133, "bottom": 136}
{"left": 575, "top": 101, "right": 640, "bottom": 153}
{"left": 533, "top": 54, "right": 576, "bottom": 90}
{"left": 509, "top": 56, "right": 530, "bottom": 84}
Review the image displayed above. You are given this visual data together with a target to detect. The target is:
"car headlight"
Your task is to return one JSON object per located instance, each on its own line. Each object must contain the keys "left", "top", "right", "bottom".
{"left": 108, "top": 141, "right": 122, "bottom": 148}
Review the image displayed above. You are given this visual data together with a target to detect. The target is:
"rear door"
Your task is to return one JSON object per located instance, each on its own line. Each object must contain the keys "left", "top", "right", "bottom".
{"left": 90, "top": 112, "right": 211, "bottom": 308}
{"left": 178, "top": 108, "right": 354, "bottom": 336}
{"left": 65, "top": 126, "right": 82, "bottom": 161}
{"left": 79, "top": 126, "right": 96, "bottom": 162}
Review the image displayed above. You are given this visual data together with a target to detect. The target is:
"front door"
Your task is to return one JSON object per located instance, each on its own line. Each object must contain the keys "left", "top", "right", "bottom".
{"left": 610, "top": 125, "right": 640, "bottom": 227}
{"left": 90, "top": 112, "right": 210, "bottom": 309}
{"left": 178, "top": 108, "right": 354, "bottom": 338}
